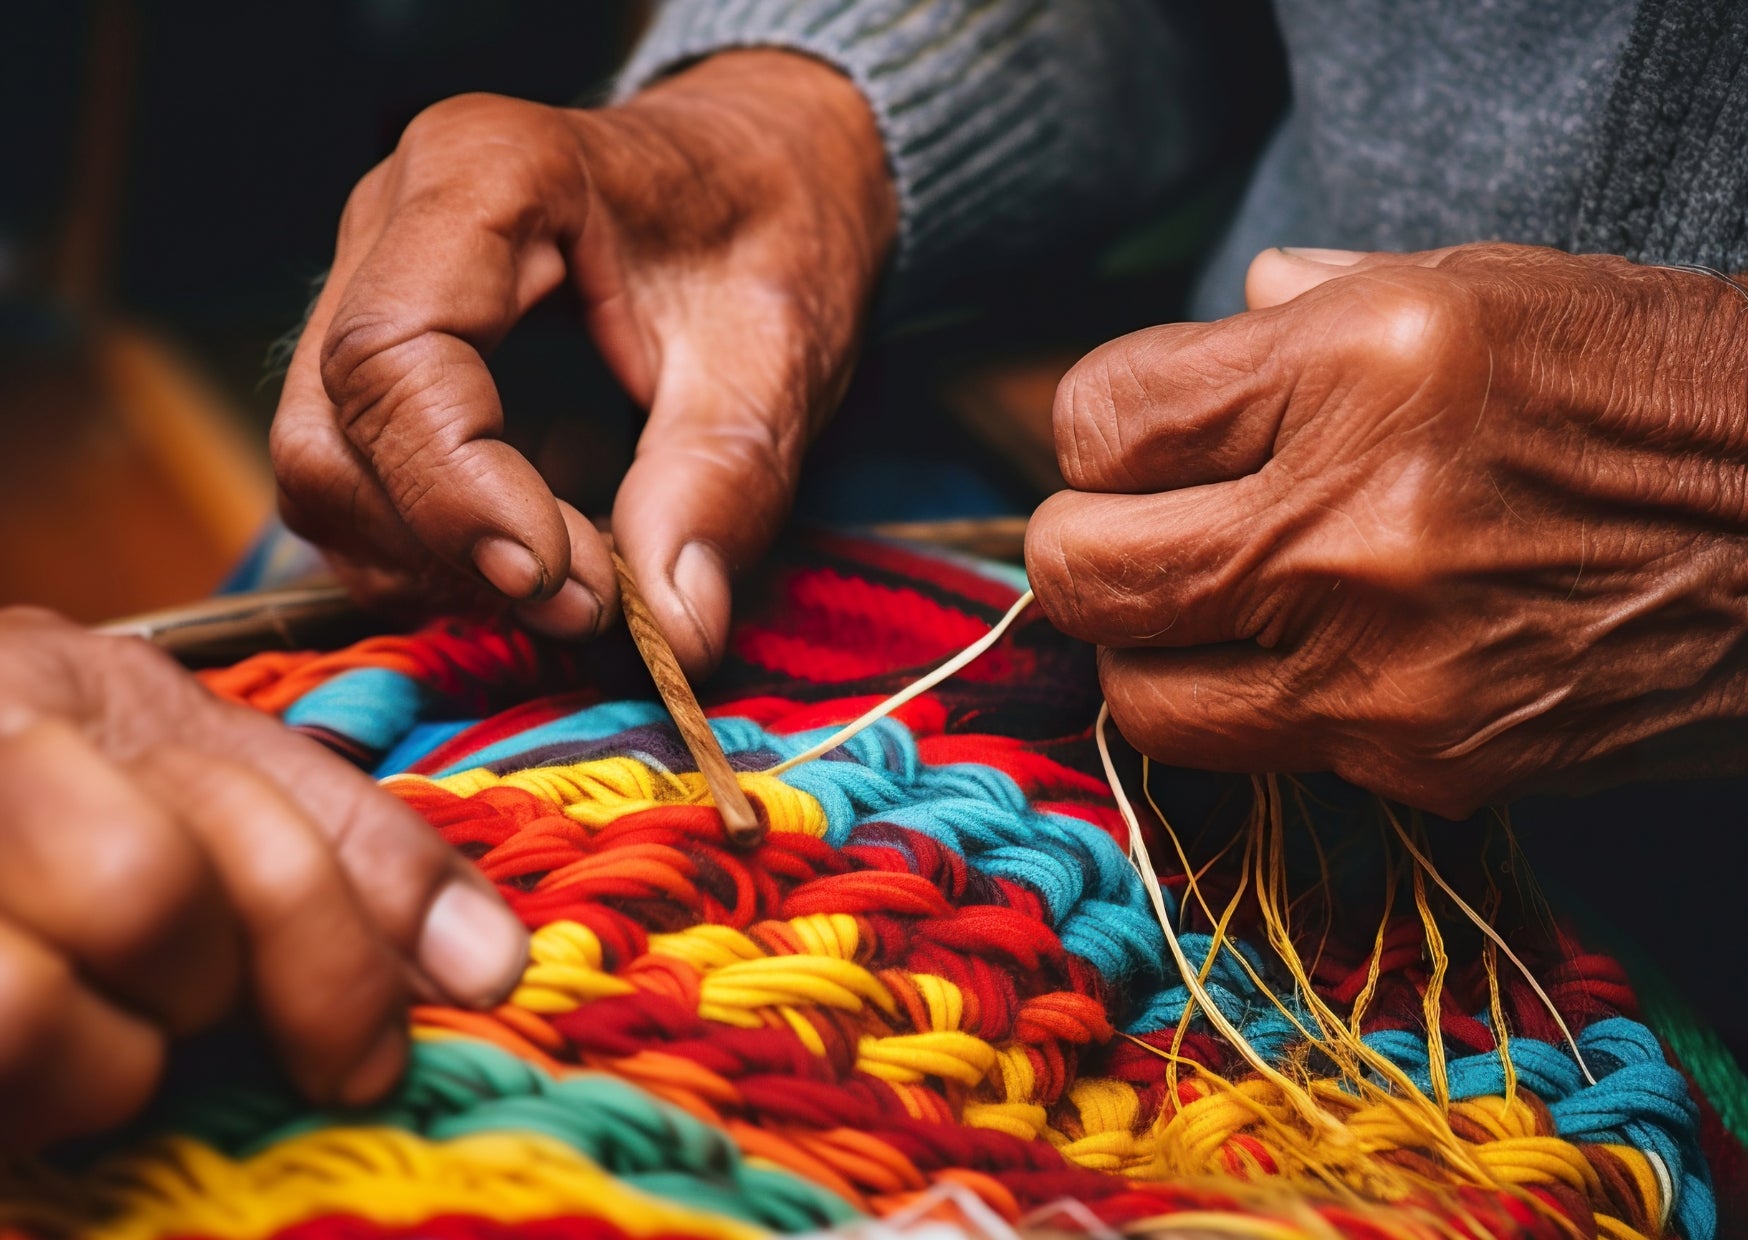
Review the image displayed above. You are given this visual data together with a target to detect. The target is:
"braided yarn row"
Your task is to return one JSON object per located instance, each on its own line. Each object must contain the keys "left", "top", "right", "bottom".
{"left": 3, "top": 536, "right": 1739, "bottom": 1240}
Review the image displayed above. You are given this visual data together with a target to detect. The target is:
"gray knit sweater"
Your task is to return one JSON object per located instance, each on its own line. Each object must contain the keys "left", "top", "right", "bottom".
{"left": 618, "top": 0, "right": 1748, "bottom": 321}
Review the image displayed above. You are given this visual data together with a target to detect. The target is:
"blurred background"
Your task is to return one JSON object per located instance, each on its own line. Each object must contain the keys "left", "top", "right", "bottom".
{"left": 3, "top": 1, "right": 1740, "bottom": 1062}
{"left": 1, "top": 0, "right": 1286, "bottom": 625}
{"left": 1, "top": 1, "right": 651, "bottom": 621}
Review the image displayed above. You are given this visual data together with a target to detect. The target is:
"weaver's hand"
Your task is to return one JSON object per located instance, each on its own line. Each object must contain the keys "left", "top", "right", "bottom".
{"left": 0, "top": 610, "right": 527, "bottom": 1148}
{"left": 272, "top": 51, "right": 895, "bottom": 674}
{"left": 1027, "top": 243, "right": 1748, "bottom": 818}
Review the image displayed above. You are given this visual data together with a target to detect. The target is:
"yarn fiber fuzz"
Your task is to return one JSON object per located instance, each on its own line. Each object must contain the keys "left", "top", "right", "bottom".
{"left": 3, "top": 534, "right": 1743, "bottom": 1240}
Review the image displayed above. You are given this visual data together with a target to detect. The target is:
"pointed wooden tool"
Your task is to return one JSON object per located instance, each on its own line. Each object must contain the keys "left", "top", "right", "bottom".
{"left": 611, "top": 552, "right": 763, "bottom": 847}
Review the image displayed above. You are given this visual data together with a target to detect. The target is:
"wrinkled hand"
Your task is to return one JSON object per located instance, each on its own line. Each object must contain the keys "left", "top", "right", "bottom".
{"left": 1027, "top": 243, "right": 1748, "bottom": 817}
{"left": 273, "top": 52, "right": 895, "bottom": 673}
{"left": 0, "top": 609, "right": 527, "bottom": 1148}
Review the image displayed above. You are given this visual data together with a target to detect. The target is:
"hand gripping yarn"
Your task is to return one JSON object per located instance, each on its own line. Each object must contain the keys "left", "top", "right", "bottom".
{"left": 4, "top": 533, "right": 1745, "bottom": 1240}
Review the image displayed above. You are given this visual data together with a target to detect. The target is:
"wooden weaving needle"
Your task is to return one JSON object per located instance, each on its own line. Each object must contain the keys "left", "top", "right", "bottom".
{"left": 610, "top": 552, "right": 764, "bottom": 848}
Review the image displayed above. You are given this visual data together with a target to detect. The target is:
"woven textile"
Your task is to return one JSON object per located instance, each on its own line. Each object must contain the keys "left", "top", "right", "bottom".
{"left": 4, "top": 535, "right": 1744, "bottom": 1240}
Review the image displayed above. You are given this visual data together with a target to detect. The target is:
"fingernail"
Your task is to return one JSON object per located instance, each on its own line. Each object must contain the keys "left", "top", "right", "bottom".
{"left": 472, "top": 536, "right": 548, "bottom": 600}
{"left": 549, "top": 579, "right": 604, "bottom": 635}
{"left": 515, "top": 577, "right": 603, "bottom": 639}
{"left": 417, "top": 881, "right": 529, "bottom": 1009}
{"left": 1278, "top": 246, "right": 1365, "bottom": 266}
{"left": 338, "top": 1024, "right": 406, "bottom": 1107}
{"left": 672, "top": 541, "right": 726, "bottom": 662}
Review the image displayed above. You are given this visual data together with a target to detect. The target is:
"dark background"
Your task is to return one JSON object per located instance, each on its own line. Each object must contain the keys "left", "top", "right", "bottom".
{"left": 4, "top": 2, "right": 642, "bottom": 401}
{"left": 2, "top": 1, "right": 1742, "bottom": 1071}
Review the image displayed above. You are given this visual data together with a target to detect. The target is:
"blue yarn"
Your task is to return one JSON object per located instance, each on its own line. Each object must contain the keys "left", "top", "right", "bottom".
{"left": 431, "top": 701, "right": 672, "bottom": 777}
{"left": 1122, "top": 933, "right": 1309, "bottom": 1059}
{"left": 283, "top": 667, "right": 426, "bottom": 754}
{"left": 345, "top": 684, "right": 1716, "bottom": 1238}
{"left": 1059, "top": 897, "right": 1172, "bottom": 988}
{"left": 164, "top": 1038, "right": 859, "bottom": 1232}
{"left": 376, "top": 719, "right": 475, "bottom": 777}
{"left": 1356, "top": 1015, "right": 1713, "bottom": 1234}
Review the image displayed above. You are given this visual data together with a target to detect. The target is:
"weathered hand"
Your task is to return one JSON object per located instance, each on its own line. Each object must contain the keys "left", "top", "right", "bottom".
{"left": 0, "top": 609, "right": 527, "bottom": 1148}
{"left": 273, "top": 51, "right": 895, "bottom": 672}
{"left": 1026, "top": 243, "right": 1748, "bottom": 817}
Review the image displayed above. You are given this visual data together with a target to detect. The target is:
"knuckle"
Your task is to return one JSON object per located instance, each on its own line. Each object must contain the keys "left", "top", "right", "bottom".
{"left": 1054, "top": 341, "right": 1144, "bottom": 492}
{"left": 398, "top": 92, "right": 515, "bottom": 146}
{"left": 337, "top": 161, "right": 392, "bottom": 245}
{"left": 251, "top": 839, "right": 342, "bottom": 930}
{"left": 367, "top": 419, "right": 490, "bottom": 525}
{"left": 1023, "top": 496, "right": 1087, "bottom": 633}
{"left": 683, "top": 416, "right": 794, "bottom": 482}
{"left": 1341, "top": 277, "right": 1473, "bottom": 374}
{"left": 76, "top": 821, "right": 205, "bottom": 963}
{"left": 319, "top": 310, "right": 407, "bottom": 414}
{"left": 1431, "top": 240, "right": 1538, "bottom": 276}
{"left": 396, "top": 94, "right": 580, "bottom": 219}
{"left": 396, "top": 94, "right": 490, "bottom": 156}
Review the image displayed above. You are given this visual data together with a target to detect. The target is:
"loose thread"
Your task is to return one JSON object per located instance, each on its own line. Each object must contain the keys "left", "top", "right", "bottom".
{"left": 765, "top": 590, "right": 1035, "bottom": 776}
{"left": 1094, "top": 704, "right": 1342, "bottom": 1139}
{"left": 1384, "top": 806, "right": 1595, "bottom": 1086}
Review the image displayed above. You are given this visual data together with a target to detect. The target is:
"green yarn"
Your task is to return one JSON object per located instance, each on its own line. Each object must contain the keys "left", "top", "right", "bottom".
{"left": 1544, "top": 872, "right": 1748, "bottom": 1147}
{"left": 163, "top": 1037, "right": 862, "bottom": 1232}
{"left": 1633, "top": 971, "right": 1748, "bottom": 1147}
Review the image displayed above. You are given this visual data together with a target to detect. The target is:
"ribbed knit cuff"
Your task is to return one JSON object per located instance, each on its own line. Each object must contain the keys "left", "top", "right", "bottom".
{"left": 616, "top": 1, "right": 1202, "bottom": 313}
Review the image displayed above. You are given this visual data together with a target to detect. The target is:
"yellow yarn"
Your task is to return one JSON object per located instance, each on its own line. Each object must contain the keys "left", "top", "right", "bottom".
{"left": 648, "top": 923, "right": 769, "bottom": 971}
{"left": 962, "top": 1100, "right": 1051, "bottom": 1140}
{"left": 515, "top": 920, "right": 637, "bottom": 1012}
{"left": 786, "top": 913, "right": 862, "bottom": 960}
{"left": 701, "top": 956, "right": 898, "bottom": 1024}
{"left": 855, "top": 1032, "right": 997, "bottom": 1085}
{"left": 0, "top": 1130, "right": 770, "bottom": 1240}
{"left": 415, "top": 760, "right": 825, "bottom": 837}
{"left": 365, "top": 727, "right": 1666, "bottom": 1240}
{"left": 517, "top": 872, "right": 1667, "bottom": 1240}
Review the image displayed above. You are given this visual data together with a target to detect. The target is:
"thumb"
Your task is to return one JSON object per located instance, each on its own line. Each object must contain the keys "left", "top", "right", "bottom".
{"left": 611, "top": 353, "right": 807, "bottom": 677}
{"left": 1245, "top": 246, "right": 1461, "bottom": 309}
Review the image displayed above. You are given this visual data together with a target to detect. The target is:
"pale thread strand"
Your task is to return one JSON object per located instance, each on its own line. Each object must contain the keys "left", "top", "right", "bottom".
{"left": 754, "top": 575, "right": 1599, "bottom": 1152}
{"left": 1095, "top": 704, "right": 1342, "bottom": 1137}
{"left": 1385, "top": 810, "right": 1595, "bottom": 1085}
{"left": 765, "top": 590, "right": 1035, "bottom": 776}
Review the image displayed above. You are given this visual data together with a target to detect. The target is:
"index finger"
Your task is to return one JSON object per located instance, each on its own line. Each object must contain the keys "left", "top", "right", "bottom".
{"left": 1053, "top": 317, "right": 1297, "bottom": 495}
{"left": 173, "top": 686, "right": 528, "bottom": 1012}
{"left": 1024, "top": 475, "right": 1293, "bottom": 649}
{"left": 280, "top": 103, "right": 602, "bottom": 612}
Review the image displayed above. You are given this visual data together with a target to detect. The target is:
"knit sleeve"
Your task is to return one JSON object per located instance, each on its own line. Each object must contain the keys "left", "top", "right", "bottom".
{"left": 614, "top": 0, "right": 1215, "bottom": 310}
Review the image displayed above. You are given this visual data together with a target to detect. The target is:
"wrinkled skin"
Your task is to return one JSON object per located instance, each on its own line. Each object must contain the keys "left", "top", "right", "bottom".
{"left": 1027, "top": 244, "right": 1748, "bottom": 818}
{"left": 271, "top": 51, "right": 896, "bottom": 675}
{"left": 0, "top": 609, "right": 527, "bottom": 1148}
{"left": 0, "top": 51, "right": 889, "bottom": 1149}
{"left": 274, "top": 49, "right": 1748, "bottom": 813}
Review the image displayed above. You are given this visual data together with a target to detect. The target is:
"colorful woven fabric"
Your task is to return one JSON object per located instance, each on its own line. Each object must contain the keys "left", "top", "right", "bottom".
{"left": 4, "top": 534, "right": 1744, "bottom": 1240}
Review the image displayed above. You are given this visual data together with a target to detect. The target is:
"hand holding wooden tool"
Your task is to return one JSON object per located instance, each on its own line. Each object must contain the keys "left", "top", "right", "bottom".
{"left": 610, "top": 552, "right": 763, "bottom": 847}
